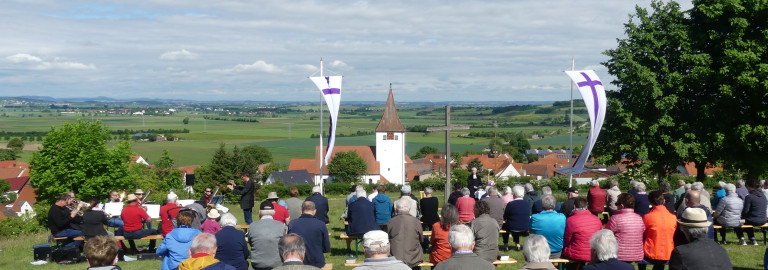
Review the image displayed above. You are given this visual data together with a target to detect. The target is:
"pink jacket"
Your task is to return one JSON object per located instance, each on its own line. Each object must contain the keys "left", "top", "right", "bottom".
{"left": 456, "top": 196, "right": 475, "bottom": 222}
{"left": 562, "top": 210, "right": 602, "bottom": 262}
{"left": 605, "top": 208, "right": 645, "bottom": 262}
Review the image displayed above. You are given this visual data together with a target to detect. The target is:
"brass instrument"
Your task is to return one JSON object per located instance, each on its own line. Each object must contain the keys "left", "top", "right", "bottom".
{"left": 140, "top": 188, "right": 152, "bottom": 204}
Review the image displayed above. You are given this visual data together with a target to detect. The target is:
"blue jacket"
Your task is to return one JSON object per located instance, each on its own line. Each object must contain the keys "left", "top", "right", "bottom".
{"left": 347, "top": 197, "right": 380, "bottom": 236}
{"left": 634, "top": 193, "right": 650, "bottom": 217}
{"left": 503, "top": 199, "right": 530, "bottom": 232}
{"left": 214, "top": 226, "right": 249, "bottom": 270}
{"left": 713, "top": 189, "right": 726, "bottom": 209}
{"left": 287, "top": 214, "right": 330, "bottom": 268}
{"left": 583, "top": 258, "right": 634, "bottom": 270}
{"left": 156, "top": 226, "right": 201, "bottom": 270}
{"left": 529, "top": 210, "right": 566, "bottom": 253}
{"left": 305, "top": 193, "right": 330, "bottom": 224}
{"left": 372, "top": 193, "right": 393, "bottom": 225}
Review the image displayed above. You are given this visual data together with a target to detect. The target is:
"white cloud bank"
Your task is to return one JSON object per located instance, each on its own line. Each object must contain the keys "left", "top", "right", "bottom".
{"left": 209, "top": 60, "right": 283, "bottom": 74}
{"left": 5, "top": 53, "right": 95, "bottom": 70}
{"left": 160, "top": 49, "right": 199, "bottom": 60}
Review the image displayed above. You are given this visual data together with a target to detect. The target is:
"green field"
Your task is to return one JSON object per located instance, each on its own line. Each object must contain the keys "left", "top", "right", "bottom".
{"left": 0, "top": 191, "right": 764, "bottom": 269}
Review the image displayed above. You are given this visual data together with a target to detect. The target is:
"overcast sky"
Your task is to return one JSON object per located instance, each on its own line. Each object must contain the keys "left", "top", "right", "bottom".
{"left": 0, "top": 0, "right": 693, "bottom": 102}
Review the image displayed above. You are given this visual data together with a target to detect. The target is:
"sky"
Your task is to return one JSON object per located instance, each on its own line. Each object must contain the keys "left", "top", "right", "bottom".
{"left": 0, "top": 0, "right": 694, "bottom": 102}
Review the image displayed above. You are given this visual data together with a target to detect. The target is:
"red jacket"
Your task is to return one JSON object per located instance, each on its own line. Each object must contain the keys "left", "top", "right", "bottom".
{"left": 159, "top": 202, "right": 180, "bottom": 236}
{"left": 643, "top": 206, "right": 677, "bottom": 260}
{"left": 605, "top": 208, "right": 645, "bottom": 262}
{"left": 272, "top": 201, "right": 289, "bottom": 224}
{"left": 456, "top": 197, "right": 475, "bottom": 222}
{"left": 121, "top": 204, "right": 149, "bottom": 232}
{"left": 562, "top": 210, "right": 602, "bottom": 262}
{"left": 588, "top": 186, "right": 607, "bottom": 213}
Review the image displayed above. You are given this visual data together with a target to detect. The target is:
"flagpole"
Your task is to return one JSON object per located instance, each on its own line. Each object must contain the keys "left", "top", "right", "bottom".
{"left": 568, "top": 57, "right": 574, "bottom": 188}
{"left": 319, "top": 58, "right": 325, "bottom": 195}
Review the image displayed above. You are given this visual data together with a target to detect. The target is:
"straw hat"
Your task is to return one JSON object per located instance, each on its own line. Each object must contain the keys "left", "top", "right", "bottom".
{"left": 267, "top": 192, "right": 279, "bottom": 200}
{"left": 125, "top": 194, "right": 138, "bottom": 202}
{"left": 207, "top": 209, "right": 220, "bottom": 219}
{"left": 678, "top": 207, "right": 712, "bottom": 228}
{"left": 134, "top": 189, "right": 144, "bottom": 195}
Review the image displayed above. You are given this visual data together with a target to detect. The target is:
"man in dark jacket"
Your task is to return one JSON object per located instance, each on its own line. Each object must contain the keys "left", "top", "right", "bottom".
{"left": 740, "top": 179, "right": 767, "bottom": 245}
{"left": 228, "top": 172, "right": 255, "bottom": 224}
{"left": 559, "top": 187, "right": 579, "bottom": 217}
{"left": 523, "top": 183, "right": 540, "bottom": 210}
{"left": 287, "top": 201, "right": 330, "bottom": 268}
{"left": 467, "top": 167, "right": 483, "bottom": 200}
{"left": 48, "top": 193, "right": 85, "bottom": 247}
{"left": 347, "top": 189, "right": 380, "bottom": 255}
{"left": 668, "top": 208, "right": 732, "bottom": 270}
{"left": 447, "top": 184, "right": 464, "bottom": 206}
{"left": 305, "top": 186, "right": 330, "bottom": 224}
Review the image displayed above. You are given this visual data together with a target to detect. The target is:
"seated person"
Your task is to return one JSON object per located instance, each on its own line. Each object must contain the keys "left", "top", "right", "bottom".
{"left": 346, "top": 188, "right": 379, "bottom": 254}
{"left": 352, "top": 230, "right": 410, "bottom": 270}
{"left": 121, "top": 194, "right": 158, "bottom": 254}
{"left": 273, "top": 234, "right": 317, "bottom": 270}
{"left": 85, "top": 235, "right": 122, "bottom": 270}
{"left": 178, "top": 233, "right": 236, "bottom": 270}
{"left": 82, "top": 197, "right": 110, "bottom": 239}
{"left": 583, "top": 230, "right": 634, "bottom": 270}
{"left": 529, "top": 195, "right": 566, "bottom": 259}
{"left": 519, "top": 234, "right": 556, "bottom": 270}
{"left": 157, "top": 211, "right": 202, "bottom": 270}
{"left": 48, "top": 193, "right": 85, "bottom": 247}
{"left": 216, "top": 213, "right": 249, "bottom": 270}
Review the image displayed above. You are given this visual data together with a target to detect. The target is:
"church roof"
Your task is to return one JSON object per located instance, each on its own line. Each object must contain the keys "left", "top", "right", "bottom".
{"left": 375, "top": 89, "right": 406, "bottom": 132}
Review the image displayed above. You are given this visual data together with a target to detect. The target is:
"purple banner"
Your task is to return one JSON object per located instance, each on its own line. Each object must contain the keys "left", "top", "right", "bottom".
{"left": 322, "top": 88, "right": 340, "bottom": 95}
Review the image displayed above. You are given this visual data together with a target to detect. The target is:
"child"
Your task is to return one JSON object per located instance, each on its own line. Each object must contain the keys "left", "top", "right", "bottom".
{"left": 201, "top": 209, "right": 221, "bottom": 234}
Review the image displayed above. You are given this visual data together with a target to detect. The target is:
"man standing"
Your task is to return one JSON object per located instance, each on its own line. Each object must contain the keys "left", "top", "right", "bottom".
{"left": 386, "top": 199, "right": 424, "bottom": 269}
{"left": 48, "top": 193, "right": 85, "bottom": 247}
{"left": 433, "top": 224, "right": 494, "bottom": 270}
{"left": 122, "top": 194, "right": 158, "bottom": 253}
{"left": 250, "top": 201, "right": 287, "bottom": 270}
{"left": 287, "top": 201, "right": 330, "bottom": 268}
{"left": 353, "top": 230, "right": 410, "bottom": 270}
{"left": 304, "top": 186, "right": 329, "bottom": 224}
{"left": 467, "top": 167, "right": 482, "bottom": 200}
{"left": 228, "top": 172, "right": 255, "bottom": 224}
{"left": 669, "top": 208, "right": 732, "bottom": 270}
{"left": 273, "top": 234, "right": 320, "bottom": 270}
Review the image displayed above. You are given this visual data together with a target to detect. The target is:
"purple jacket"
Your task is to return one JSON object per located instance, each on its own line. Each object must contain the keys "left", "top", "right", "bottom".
{"left": 605, "top": 208, "right": 645, "bottom": 262}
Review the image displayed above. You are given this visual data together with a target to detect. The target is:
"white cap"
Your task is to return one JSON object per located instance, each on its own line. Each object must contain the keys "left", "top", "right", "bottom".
{"left": 167, "top": 193, "right": 178, "bottom": 201}
{"left": 362, "top": 230, "right": 389, "bottom": 248}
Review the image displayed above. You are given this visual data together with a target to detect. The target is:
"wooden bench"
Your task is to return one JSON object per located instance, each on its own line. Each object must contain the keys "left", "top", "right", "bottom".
{"left": 71, "top": 235, "right": 164, "bottom": 241}
{"left": 321, "top": 263, "right": 333, "bottom": 270}
{"left": 340, "top": 233, "right": 362, "bottom": 256}
{"left": 492, "top": 259, "right": 518, "bottom": 267}
{"left": 713, "top": 224, "right": 768, "bottom": 244}
{"left": 344, "top": 261, "right": 434, "bottom": 267}
{"left": 550, "top": 258, "right": 571, "bottom": 270}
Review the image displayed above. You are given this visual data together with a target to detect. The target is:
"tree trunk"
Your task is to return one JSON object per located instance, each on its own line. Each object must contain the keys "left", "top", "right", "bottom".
{"left": 695, "top": 162, "right": 707, "bottom": 183}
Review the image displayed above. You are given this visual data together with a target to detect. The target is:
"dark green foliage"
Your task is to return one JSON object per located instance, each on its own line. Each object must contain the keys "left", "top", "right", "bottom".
{"left": 183, "top": 116, "right": 189, "bottom": 125}
{"left": 0, "top": 215, "right": 45, "bottom": 237}
{"left": 30, "top": 120, "right": 133, "bottom": 204}
{"left": 7, "top": 138, "right": 23, "bottom": 152}
{"left": 328, "top": 151, "right": 368, "bottom": 183}
{"left": 242, "top": 145, "right": 273, "bottom": 166}
{"left": 261, "top": 163, "right": 288, "bottom": 182}
{"left": 0, "top": 149, "right": 15, "bottom": 161}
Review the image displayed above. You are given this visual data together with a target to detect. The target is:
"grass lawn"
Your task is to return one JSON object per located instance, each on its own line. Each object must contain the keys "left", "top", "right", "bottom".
{"left": 1, "top": 190, "right": 765, "bottom": 269}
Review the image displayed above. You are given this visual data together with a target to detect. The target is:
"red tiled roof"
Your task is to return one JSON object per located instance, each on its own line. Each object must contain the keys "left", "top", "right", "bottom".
{"left": 461, "top": 154, "right": 515, "bottom": 172}
{"left": 11, "top": 182, "right": 37, "bottom": 212}
{"left": 682, "top": 162, "right": 720, "bottom": 176}
{"left": 0, "top": 161, "right": 19, "bottom": 168}
{"left": 290, "top": 145, "right": 387, "bottom": 176}
{"left": 178, "top": 165, "right": 201, "bottom": 175}
{"left": 4, "top": 176, "right": 29, "bottom": 192}
{"left": 0, "top": 166, "right": 27, "bottom": 180}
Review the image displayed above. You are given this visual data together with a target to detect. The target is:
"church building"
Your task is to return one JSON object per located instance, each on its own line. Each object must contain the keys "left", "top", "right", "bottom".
{"left": 288, "top": 88, "right": 411, "bottom": 185}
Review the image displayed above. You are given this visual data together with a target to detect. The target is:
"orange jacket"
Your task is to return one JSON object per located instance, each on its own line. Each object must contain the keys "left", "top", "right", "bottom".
{"left": 643, "top": 206, "right": 677, "bottom": 260}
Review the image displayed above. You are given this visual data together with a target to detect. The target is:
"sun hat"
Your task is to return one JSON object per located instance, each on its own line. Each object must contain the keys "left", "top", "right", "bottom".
{"left": 678, "top": 207, "right": 712, "bottom": 228}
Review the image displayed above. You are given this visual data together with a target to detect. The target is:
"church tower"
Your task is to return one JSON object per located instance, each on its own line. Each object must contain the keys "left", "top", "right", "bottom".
{"left": 375, "top": 88, "right": 406, "bottom": 185}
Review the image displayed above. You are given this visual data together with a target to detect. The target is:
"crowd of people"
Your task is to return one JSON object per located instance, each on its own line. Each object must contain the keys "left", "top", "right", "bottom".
{"left": 50, "top": 167, "right": 767, "bottom": 270}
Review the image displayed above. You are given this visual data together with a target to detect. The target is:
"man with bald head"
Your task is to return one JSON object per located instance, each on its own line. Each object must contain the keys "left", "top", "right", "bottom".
{"left": 673, "top": 190, "right": 714, "bottom": 245}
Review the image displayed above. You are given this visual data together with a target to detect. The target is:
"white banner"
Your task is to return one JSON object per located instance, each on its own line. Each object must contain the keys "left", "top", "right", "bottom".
{"left": 564, "top": 70, "right": 607, "bottom": 174}
{"left": 309, "top": 76, "right": 342, "bottom": 165}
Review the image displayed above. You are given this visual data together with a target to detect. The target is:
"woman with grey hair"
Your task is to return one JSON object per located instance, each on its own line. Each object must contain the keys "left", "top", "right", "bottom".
{"left": 633, "top": 182, "right": 650, "bottom": 217}
{"left": 583, "top": 230, "right": 634, "bottom": 270}
{"left": 659, "top": 182, "right": 675, "bottom": 213}
{"left": 713, "top": 183, "right": 743, "bottom": 244}
{"left": 606, "top": 180, "right": 621, "bottom": 216}
{"left": 501, "top": 186, "right": 514, "bottom": 204}
{"left": 519, "top": 234, "right": 556, "bottom": 270}
{"left": 420, "top": 187, "right": 440, "bottom": 231}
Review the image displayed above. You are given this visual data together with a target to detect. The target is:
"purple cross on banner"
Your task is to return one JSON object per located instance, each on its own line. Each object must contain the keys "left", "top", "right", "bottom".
{"left": 577, "top": 72, "right": 602, "bottom": 121}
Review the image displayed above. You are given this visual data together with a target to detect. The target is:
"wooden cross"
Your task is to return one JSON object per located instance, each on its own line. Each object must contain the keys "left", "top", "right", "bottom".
{"left": 426, "top": 105, "right": 469, "bottom": 203}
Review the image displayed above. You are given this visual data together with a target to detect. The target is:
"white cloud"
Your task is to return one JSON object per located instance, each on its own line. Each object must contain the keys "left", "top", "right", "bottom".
{"left": 160, "top": 49, "right": 198, "bottom": 60}
{"left": 329, "top": 60, "right": 350, "bottom": 69}
{"left": 5, "top": 53, "right": 95, "bottom": 70}
{"left": 209, "top": 60, "right": 283, "bottom": 74}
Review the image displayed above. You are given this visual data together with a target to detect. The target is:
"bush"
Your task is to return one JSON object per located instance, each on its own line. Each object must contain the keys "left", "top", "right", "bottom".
{"left": 0, "top": 214, "right": 45, "bottom": 237}
{"left": 255, "top": 184, "right": 314, "bottom": 200}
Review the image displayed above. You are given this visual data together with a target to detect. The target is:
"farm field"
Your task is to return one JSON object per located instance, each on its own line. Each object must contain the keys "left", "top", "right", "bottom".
{"left": 1, "top": 101, "right": 587, "bottom": 167}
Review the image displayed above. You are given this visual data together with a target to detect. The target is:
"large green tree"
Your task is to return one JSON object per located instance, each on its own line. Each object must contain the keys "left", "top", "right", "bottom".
{"left": 328, "top": 151, "right": 367, "bottom": 183}
{"left": 688, "top": 0, "right": 768, "bottom": 181}
{"left": 30, "top": 120, "right": 133, "bottom": 204}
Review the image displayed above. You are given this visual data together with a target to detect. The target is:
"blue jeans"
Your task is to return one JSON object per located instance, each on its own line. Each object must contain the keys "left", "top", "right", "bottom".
{"left": 124, "top": 229, "right": 157, "bottom": 251}
{"left": 108, "top": 217, "right": 124, "bottom": 236}
{"left": 55, "top": 229, "right": 83, "bottom": 247}
{"left": 243, "top": 208, "right": 253, "bottom": 224}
